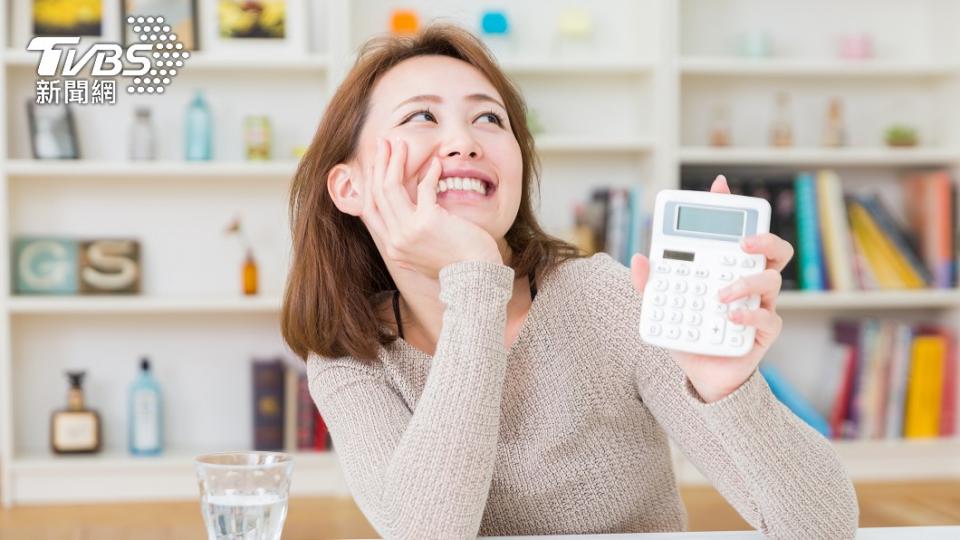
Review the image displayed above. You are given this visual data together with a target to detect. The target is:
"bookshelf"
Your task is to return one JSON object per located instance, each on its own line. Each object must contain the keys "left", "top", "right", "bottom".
{"left": 1, "top": 0, "right": 959, "bottom": 507}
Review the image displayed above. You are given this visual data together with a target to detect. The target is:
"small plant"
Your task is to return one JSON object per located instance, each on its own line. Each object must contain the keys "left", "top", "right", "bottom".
{"left": 885, "top": 124, "right": 918, "bottom": 147}
{"left": 224, "top": 215, "right": 252, "bottom": 251}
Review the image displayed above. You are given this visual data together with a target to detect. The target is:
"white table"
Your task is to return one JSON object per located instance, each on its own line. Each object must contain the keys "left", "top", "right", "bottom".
{"left": 483, "top": 526, "right": 960, "bottom": 539}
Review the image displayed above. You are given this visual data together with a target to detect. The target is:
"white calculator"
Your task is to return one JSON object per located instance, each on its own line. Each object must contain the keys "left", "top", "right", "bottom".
{"left": 639, "top": 189, "right": 771, "bottom": 357}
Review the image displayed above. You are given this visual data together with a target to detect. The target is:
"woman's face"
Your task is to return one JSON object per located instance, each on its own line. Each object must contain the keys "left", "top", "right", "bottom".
{"left": 352, "top": 54, "right": 523, "bottom": 241}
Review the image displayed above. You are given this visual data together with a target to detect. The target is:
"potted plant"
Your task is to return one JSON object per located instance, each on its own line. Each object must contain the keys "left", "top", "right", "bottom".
{"left": 885, "top": 124, "right": 918, "bottom": 148}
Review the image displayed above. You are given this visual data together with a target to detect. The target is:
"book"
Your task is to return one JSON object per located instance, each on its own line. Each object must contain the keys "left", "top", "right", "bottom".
{"left": 856, "top": 194, "right": 932, "bottom": 286}
{"left": 904, "top": 333, "right": 946, "bottom": 438}
{"left": 794, "top": 172, "right": 825, "bottom": 290}
{"left": 816, "top": 170, "right": 856, "bottom": 291}
{"left": 760, "top": 363, "right": 831, "bottom": 438}
{"left": 252, "top": 357, "right": 286, "bottom": 451}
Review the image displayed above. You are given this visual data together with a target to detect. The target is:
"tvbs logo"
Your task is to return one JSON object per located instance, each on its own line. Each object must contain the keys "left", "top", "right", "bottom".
{"left": 28, "top": 15, "right": 189, "bottom": 96}
{"left": 28, "top": 37, "right": 152, "bottom": 77}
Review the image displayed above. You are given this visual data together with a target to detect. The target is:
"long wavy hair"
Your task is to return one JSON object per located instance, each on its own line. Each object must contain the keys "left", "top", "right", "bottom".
{"left": 281, "top": 23, "right": 586, "bottom": 363}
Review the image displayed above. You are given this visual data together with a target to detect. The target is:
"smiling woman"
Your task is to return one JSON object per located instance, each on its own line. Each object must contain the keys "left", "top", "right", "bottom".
{"left": 280, "top": 23, "right": 858, "bottom": 540}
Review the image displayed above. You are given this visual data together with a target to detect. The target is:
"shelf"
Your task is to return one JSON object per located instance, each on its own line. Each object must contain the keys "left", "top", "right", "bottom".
{"left": 499, "top": 57, "right": 655, "bottom": 75}
{"left": 675, "top": 438, "right": 960, "bottom": 485}
{"left": 4, "top": 159, "right": 299, "bottom": 179}
{"left": 535, "top": 135, "right": 655, "bottom": 154}
{"left": 8, "top": 449, "right": 347, "bottom": 504}
{"left": 777, "top": 289, "right": 960, "bottom": 310}
{"left": 3, "top": 49, "right": 328, "bottom": 72}
{"left": 7, "top": 295, "right": 282, "bottom": 315}
{"left": 680, "top": 57, "right": 959, "bottom": 78}
{"left": 679, "top": 147, "right": 960, "bottom": 166}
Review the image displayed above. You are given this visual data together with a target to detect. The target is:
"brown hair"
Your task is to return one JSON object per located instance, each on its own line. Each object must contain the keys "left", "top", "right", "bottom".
{"left": 281, "top": 23, "right": 585, "bottom": 363}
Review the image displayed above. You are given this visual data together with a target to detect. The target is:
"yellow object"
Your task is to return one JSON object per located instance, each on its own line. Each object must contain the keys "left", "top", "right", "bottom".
{"left": 847, "top": 202, "right": 925, "bottom": 288}
{"left": 557, "top": 8, "right": 592, "bottom": 38}
{"left": 390, "top": 10, "right": 419, "bottom": 35}
{"left": 904, "top": 335, "right": 945, "bottom": 438}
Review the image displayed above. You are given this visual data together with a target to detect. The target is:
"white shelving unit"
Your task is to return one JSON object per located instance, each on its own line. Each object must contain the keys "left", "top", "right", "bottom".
{"left": 1, "top": 0, "right": 959, "bottom": 507}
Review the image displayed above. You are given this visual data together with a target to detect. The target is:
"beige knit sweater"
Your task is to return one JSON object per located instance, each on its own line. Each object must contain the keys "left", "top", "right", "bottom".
{"left": 306, "top": 252, "right": 859, "bottom": 539}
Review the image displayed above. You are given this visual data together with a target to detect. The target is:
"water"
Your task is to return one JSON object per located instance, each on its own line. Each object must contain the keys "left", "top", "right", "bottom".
{"left": 201, "top": 493, "right": 289, "bottom": 540}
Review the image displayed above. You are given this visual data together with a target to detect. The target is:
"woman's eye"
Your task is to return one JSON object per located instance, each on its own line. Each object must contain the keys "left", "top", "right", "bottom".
{"left": 477, "top": 113, "right": 503, "bottom": 126}
{"left": 405, "top": 110, "right": 435, "bottom": 123}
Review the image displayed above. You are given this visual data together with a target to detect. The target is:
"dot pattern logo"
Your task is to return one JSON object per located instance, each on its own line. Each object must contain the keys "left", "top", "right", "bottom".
{"left": 125, "top": 15, "right": 190, "bottom": 95}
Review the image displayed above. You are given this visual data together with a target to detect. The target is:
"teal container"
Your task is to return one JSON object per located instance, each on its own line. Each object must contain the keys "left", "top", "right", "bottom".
{"left": 129, "top": 357, "right": 164, "bottom": 456}
{"left": 185, "top": 89, "right": 213, "bottom": 160}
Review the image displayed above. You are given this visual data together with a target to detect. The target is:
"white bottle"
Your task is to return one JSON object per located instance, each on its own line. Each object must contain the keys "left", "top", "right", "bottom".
{"left": 129, "top": 357, "right": 164, "bottom": 455}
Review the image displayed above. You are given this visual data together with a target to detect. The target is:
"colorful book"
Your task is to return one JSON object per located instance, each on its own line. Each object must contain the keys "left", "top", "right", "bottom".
{"left": 794, "top": 172, "right": 825, "bottom": 290}
{"left": 904, "top": 334, "right": 946, "bottom": 438}
{"left": 252, "top": 357, "right": 286, "bottom": 451}
{"left": 760, "top": 363, "right": 831, "bottom": 438}
{"left": 816, "top": 170, "right": 856, "bottom": 291}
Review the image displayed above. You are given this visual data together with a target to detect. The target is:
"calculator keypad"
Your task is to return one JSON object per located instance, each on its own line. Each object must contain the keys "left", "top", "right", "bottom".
{"left": 641, "top": 252, "right": 765, "bottom": 356}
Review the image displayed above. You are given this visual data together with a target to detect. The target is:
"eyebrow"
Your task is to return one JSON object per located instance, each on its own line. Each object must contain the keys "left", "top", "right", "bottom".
{"left": 393, "top": 93, "right": 506, "bottom": 112}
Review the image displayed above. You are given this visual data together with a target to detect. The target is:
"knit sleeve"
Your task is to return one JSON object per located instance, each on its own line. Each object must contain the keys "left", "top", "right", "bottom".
{"left": 583, "top": 252, "right": 859, "bottom": 540}
{"left": 307, "top": 259, "right": 515, "bottom": 540}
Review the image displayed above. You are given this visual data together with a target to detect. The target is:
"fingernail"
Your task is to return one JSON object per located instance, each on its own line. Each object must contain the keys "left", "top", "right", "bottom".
{"left": 728, "top": 310, "right": 741, "bottom": 321}
{"left": 741, "top": 237, "right": 754, "bottom": 249}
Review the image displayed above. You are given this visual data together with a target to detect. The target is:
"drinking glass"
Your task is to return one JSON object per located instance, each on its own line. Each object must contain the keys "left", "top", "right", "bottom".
{"left": 195, "top": 451, "right": 295, "bottom": 540}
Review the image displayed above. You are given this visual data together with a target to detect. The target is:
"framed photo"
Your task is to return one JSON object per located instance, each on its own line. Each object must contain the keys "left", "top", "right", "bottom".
{"left": 26, "top": 100, "right": 80, "bottom": 160}
{"left": 121, "top": 0, "right": 199, "bottom": 51}
{"left": 200, "top": 0, "right": 306, "bottom": 57}
{"left": 11, "top": 0, "right": 121, "bottom": 50}
{"left": 33, "top": 0, "right": 103, "bottom": 37}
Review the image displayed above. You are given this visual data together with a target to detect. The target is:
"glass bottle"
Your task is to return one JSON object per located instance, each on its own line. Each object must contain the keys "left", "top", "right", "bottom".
{"left": 129, "top": 107, "right": 155, "bottom": 160}
{"left": 129, "top": 357, "right": 164, "bottom": 456}
{"left": 243, "top": 249, "right": 258, "bottom": 295}
{"left": 709, "top": 103, "right": 732, "bottom": 147}
{"left": 823, "top": 97, "right": 847, "bottom": 147}
{"left": 51, "top": 371, "right": 102, "bottom": 454}
{"left": 770, "top": 92, "right": 794, "bottom": 148}
{"left": 185, "top": 89, "right": 213, "bottom": 160}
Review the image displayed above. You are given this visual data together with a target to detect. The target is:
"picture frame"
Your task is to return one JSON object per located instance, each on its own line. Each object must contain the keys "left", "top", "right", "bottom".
{"left": 200, "top": 0, "right": 307, "bottom": 57}
{"left": 11, "top": 0, "right": 121, "bottom": 51}
{"left": 121, "top": 0, "right": 200, "bottom": 51}
{"left": 26, "top": 100, "right": 81, "bottom": 160}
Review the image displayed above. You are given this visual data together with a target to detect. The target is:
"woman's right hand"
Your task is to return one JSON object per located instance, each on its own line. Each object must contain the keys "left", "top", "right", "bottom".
{"left": 359, "top": 137, "right": 503, "bottom": 279}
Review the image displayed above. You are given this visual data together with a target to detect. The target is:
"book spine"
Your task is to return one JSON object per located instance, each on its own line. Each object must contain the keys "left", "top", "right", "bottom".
{"left": 296, "top": 371, "right": 316, "bottom": 450}
{"left": 252, "top": 358, "right": 286, "bottom": 451}
{"left": 794, "top": 172, "right": 825, "bottom": 290}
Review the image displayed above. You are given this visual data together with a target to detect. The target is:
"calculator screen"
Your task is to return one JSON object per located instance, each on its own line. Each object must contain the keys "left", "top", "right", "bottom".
{"left": 676, "top": 205, "right": 745, "bottom": 237}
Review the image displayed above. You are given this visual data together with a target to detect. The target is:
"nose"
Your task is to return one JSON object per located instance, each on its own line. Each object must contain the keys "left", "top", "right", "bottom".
{"left": 440, "top": 126, "right": 482, "bottom": 159}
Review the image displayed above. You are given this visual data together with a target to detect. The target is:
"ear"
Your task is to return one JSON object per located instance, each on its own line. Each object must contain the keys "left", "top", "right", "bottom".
{"left": 327, "top": 162, "right": 364, "bottom": 216}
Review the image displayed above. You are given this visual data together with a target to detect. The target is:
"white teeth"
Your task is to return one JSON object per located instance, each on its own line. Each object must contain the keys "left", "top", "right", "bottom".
{"left": 435, "top": 176, "right": 489, "bottom": 195}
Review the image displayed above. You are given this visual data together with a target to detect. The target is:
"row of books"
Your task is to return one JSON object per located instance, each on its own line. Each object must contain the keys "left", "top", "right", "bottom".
{"left": 252, "top": 357, "right": 332, "bottom": 452}
{"left": 762, "top": 319, "right": 957, "bottom": 440}
{"left": 681, "top": 169, "right": 957, "bottom": 291}
{"left": 574, "top": 185, "right": 652, "bottom": 265}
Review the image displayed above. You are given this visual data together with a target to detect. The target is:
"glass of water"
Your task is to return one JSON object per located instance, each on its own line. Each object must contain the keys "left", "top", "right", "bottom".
{"left": 195, "top": 451, "right": 295, "bottom": 540}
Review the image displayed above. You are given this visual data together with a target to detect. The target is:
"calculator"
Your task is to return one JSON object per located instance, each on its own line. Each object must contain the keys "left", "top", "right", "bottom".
{"left": 639, "top": 189, "right": 771, "bottom": 357}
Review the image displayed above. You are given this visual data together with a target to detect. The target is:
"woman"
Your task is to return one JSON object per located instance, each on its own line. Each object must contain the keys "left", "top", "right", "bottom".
{"left": 281, "top": 24, "right": 858, "bottom": 540}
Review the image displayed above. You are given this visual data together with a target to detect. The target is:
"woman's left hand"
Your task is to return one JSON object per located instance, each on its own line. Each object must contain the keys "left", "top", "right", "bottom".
{"left": 630, "top": 175, "right": 795, "bottom": 403}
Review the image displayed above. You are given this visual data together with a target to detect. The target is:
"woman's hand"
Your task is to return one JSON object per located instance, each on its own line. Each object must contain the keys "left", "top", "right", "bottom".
{"left": 630, "top": 175, "right": 795, "bottom": 403}
{"left": 359, "top": 137, "right": 503, "bottom": 279}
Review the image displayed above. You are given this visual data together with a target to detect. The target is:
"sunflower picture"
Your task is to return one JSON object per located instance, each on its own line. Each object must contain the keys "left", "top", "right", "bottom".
{"left": 33, "top": 0, "right": 102, "bottom": 36}
{"left": 218, "top": 0, "right": 286, "bottom": 39}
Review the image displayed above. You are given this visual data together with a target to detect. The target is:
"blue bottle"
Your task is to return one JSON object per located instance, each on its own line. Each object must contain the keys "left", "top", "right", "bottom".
{"left": 185, "top": 89, "right": 212, "bottom": 160}
{"left": 129, "top": 357, "right": 164, "bottom": 456}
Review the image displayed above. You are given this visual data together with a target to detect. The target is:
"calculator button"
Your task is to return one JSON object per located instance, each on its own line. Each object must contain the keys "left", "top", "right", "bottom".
{"left": 721, "top": 255, "right": 736, "bottom": 266}
{"left": 694, "top": 267, "right": 710, "bottom": 279}
{"left": 671, "top": 281, "right": 688, "bottom": 294}
{"left": 686, "top": 312, "right": 703, "bottom": 326}
{"left": 711, "top": 302, "right": 728, "bottom": 314}
{"left": 740, "top": 258, "right": 757, "bottom": 269}
{"left": 675, "top": 266, "right": 690, "bottom": 277}
{"left": 655, "top": 262, "right": 671, "bottom": 274}
{"left": 690, "top": 298, "right": 705, "bottom": 311}
{"left": 684, "top": 328, "right": 700, "bottom": 341}
{"left": 668, "top": 310, "right": 684, "bottom": 324}
{"left": 653, "top": 278, "right": 668, "bottom": 291}
{"left": 693, "top": 282, "right": 708, "bottom": 296}
{"left": 729, "top": 321, "right": 745, "bottom": 332}
{"left": 652, "top": 294, "right": 667, "bottom": 306}
{"left": 727, "top": 334, "right": 744, "bottom": 347}
{"left": 645, "top": 323, "right": 662, "bottom": 336}
{"left": 651, "top": 308, "right": 664, "bottom": 321}
{"left": 707, "top": 318, "right": 726, "bottom": 343}
{"left": 666, "top": 327, "right": 681, "bottom": 340}
{"left": 719, "top": 271, "right": 735, "bottom": 282}
{"left": 670, "top": 296, "right": 685, "bottom": 309}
